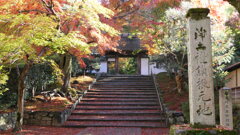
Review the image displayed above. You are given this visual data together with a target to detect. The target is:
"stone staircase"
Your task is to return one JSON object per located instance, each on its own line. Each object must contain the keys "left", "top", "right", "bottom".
{"left": 64, "top": 75, "right": 168, "bottom": 128}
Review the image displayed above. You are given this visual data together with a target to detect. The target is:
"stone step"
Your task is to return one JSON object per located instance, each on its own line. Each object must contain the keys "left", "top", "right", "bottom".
{"left": 99, "top": 77, "right": 152, "bottom": 79}
{"left": 98, "top": 79, "right": 152, "bottom": 82}
{"left": 80, "top": 99, "right": 158, "bottom": 102}
{"left": 98, "top": 80, "right": 152, "bottom": 82}
{"left": 88, "top": 90, "right": 156, "bottom": 92}
{"left": 92, "top": 87, "right": 155, "bottom": 89}
{"left": 101, "top": 75, "right": 151, "bottom": 77}
{"left": 84, "top": 95, "right": 158, "bottom": 98}
{"left": 95, "top": 81, "right": 153, "bottom": 83}
{"left": 91, "top": 88, "right": 156, "bottom": 90}
{"left": 99, "top": 76, "right": 151, "bottom": 78}
{"left": 80, "top": 100, "right": 158, "bottom": 103}
{"left": 99, "top": 76, "right": 151, "bottom": 79}
{"left": 86, "top": 92, "right": 156, "bottom": 95}
{"left": 93, "top": 85, "right": 154, "bottom": 87}
{"left": 81, "top": 98, "right": 158, "bottom": 101}
{"left": 69, "top": 115, "right": 165, "bottom": 120}
{"left": 78, "top": 102, "right": 159, "bottom": 106}
{"left": 96, "top": 80, "right": 153, "bottom": 82}
{"left": 72, "top": 109, "right": 161, "bottom": 113}
{"left": 71, "top": 111, "right": 163, "bottom": 116}
{"left": 96, "top": 81, "right": 153, "bottom": 83}
{"left": 75, "top": 106, "right": 161, "bottom": 110}
{"left": 64, "top": 75, "right": 168, "bottom": 128}
{"left": 87, "top": 91, "right": 156, "bottom": 94}
{"left": 63, "top": 121, "right": 166, "bottom": 128}
{"left": 95, "top": 82, "right": 154, "bottom": 85}
{"left": 68, "top": 116, "right": 166, "bottom": 122}
{"left": 93, "top": 86, "right": 154, "bottom": 88}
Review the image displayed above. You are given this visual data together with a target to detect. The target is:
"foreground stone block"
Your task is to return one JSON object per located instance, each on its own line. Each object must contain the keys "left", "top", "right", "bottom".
{"left": 170, "top": 125, "right": 237, "bottom": 135}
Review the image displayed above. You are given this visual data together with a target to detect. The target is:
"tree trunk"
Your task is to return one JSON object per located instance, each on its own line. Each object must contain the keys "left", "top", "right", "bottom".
{"left": 83, "top": 69, "right": 86, "bottom": 77}
{"left": 175, "top": 72, "right": 183, "bottom": 94}
{"left": 14, "top": 62, "right": 32, "bottom": 131}
{"left": 60, "top": 54, "right": 72, "bottom": 93}
{"left": 16, "top": 65, "right": 20, "bottom": 77}
{"left": 31, "top": 87, "right": 36, "bottom": 98}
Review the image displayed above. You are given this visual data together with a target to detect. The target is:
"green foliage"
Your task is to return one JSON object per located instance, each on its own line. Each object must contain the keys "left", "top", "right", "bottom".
{"left": 139, "top": 1, "right": 236, "bottom": 89}
{"left": 0, "top": 14, "right": 61, "bottom": 59}
{"left": 68, "top": 87, "right": 78, "bottom": 98}
{"left": 190, "top": 123, "right": 215, "bottom": 129}
{"left": 0, "top": 93, "right": 17, "bottom": 110}
{"left": 119, "top": 58, "right": 137, "bottom": 75}
{"left": 213, "top": 66, "right": 229, "bottom": 90}
{"left": 226, "top": 14, "right": 240, "bottom": 63}
{"left": 72, "top": 56, "right": 83, "bottom": 76}
{"left": 0, "top": 66, "right": 9, "bottom": 95}
{"left": 108, "top": 61, "right": 116, "bottom": 74}
{"left": 140, "top": 2, "right": 190, "bottom": 78}
{"left": 232, "top": 105, "right": 240, "bottom": 133}
{"left": 25, "top": 62, "right": 59, "bottom": 93}
{"left": 181, "top": 102, "right": 190, "bottom": 123}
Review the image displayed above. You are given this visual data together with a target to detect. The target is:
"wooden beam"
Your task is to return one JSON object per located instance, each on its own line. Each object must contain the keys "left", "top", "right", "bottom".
{"left": 115, "top": 55, "right": 119, "bottom": 74}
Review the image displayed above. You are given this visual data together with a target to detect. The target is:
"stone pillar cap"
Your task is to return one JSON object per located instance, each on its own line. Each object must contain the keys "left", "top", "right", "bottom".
{"left": 186, "top": 8, "right": 210, "bottom": 19}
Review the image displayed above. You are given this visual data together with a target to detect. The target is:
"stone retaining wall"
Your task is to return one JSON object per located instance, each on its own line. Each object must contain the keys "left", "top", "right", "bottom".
{"left": 24, "top": 95, "right": 83, "bottom": 126}
{"left": 0, "top": 112, "right": 16, "bottom": 131}
{"left": 23, "top": 110, "right": 69, "bottom": 126}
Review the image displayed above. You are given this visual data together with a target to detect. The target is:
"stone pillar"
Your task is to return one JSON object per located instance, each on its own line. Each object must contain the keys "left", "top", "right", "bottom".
{"left": 99, "top": 61, "right": 107, "bottom": 73}
{"left": 219, "top": 87, "right": 233, "bottom": 129}
{"left": 141, "top": 57, "right": 149, "bottom": 75}
{"left": 186, "top": 8, "right": 216, "bottom": 126}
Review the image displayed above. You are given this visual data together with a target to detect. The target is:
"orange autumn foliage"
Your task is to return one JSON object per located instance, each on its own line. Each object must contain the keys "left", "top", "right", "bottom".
{"left": 0, "top": 0, "right": 119, "bottom": 65}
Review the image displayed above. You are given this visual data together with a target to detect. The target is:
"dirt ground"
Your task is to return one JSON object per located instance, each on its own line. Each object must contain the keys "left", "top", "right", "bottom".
{"left": 156, "top": 73, "right": 188, "bottom": 111}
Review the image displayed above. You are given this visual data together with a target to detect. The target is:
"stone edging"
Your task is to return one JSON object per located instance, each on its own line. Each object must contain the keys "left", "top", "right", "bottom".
{"left": 23, "top": 74, "right": 100, "bottom": 127}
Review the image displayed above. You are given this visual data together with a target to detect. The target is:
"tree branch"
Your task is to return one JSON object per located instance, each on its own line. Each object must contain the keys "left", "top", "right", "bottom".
{"left": 113, "top": 8, "right": 139, "bottom": 20}
{"left": 40, "top": 0, "right": 57, "bottom": 15}
{"left": 38, "top": 47, "right": 48, "bottom": 57}
{"left": 18, "top": 10, "right": 51, "bottom": 15}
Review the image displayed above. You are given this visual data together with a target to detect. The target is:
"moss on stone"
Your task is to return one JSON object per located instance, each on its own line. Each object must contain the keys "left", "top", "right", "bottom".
{"left": 186, "top": 8, "right": 210, "bottom": 20}
{"left": 190, "top": 123, "right": 215, "bottom": 128}
{"left": 170, "top": 125, "right": 237, "bottom": 135}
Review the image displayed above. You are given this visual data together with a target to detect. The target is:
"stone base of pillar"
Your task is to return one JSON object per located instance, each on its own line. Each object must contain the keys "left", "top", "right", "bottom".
{"left": 169, "top": 125, "right": 236, "bottom": 135}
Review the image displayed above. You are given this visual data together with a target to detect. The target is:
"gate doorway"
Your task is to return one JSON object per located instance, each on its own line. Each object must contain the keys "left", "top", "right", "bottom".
{"left": 119, "top": 57, "right": 137, "bottom": 75}
{"left": 100, "top": 33, "right": 150, "bottom": 75}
